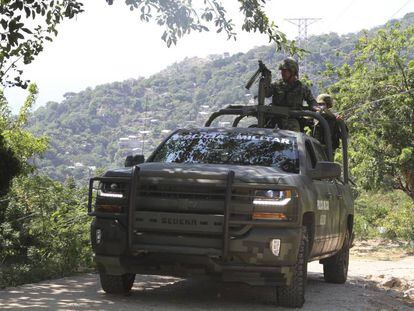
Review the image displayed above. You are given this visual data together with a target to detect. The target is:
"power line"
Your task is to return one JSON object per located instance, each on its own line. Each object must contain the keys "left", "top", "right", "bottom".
{"left": 342, "top": 87, "right": 414, "bottom": 117}
{"left": 317, "top": 0, "right": 357, "bottom": 44}
{"left": 0, "top": 212, "right": 88, "bottom": 229}
{"left": 338, "top": 65, "right": 414, "bottom": 116}
{"left": 0, "top": 213, "right": 38, "bottom": 228}
{"left": 390, "top": 0, "right": 413, "bottom": 18}
{"left": 349, "top": 117, "right": 413, "bottom": 124}
{"left": 333, "top": 0, "right": 358, "bottom": 23}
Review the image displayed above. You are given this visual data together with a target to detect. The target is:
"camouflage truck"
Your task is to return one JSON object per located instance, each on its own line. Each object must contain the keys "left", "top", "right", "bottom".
{"left": 87, "top": 65, "right": 354, "bottom": 308}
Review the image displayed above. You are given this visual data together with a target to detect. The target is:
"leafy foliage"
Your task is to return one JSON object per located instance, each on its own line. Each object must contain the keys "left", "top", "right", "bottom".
{"left": 0, "top": 137, "right": 20, "bottom": 194}
{"left": 0, "top": 175, "right": 92, "bottom": 288}
{"left": 107, "top": 0, "right": 298, "bottom": 53}
{"left": 238, "top": 0, "right": 291, "bottom": 49}
{"left": 354, "top": 190, "right": 414, "bottom": 241}
{"left": 1, "top": 0, "right": 306, "bottom": 89}
{"left": 326, "top": 22, "right": 414, "bottom": 200}
{"left": 0, "top": 0, "right": 84, "bottom": 88}
{"left": 0, "top": 84, "right": 47, "bottom": 193}
{"left": 0, "top": 85, "right": 91, "bottom": 288}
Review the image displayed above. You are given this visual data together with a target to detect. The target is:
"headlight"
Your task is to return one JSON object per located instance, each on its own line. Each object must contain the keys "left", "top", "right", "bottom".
{"left": 97, "top": 190, "right": 123, "bottom": 198}
{"left": 253, "top": 189, "right": 293, "bottom": 206}
{"left": 97, "top": 182, "right": 124, "bottom": 199}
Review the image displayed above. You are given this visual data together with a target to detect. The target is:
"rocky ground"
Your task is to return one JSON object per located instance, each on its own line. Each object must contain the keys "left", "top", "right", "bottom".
{"left": 348, "top": 239, "right": 414, "bottom": 301}
{"left": 0, "top": 239, "right": 413, "bottom": 310}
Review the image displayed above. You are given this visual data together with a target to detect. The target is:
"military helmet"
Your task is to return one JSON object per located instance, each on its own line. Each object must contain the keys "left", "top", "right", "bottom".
{"left": 278, "top": 58, "right": 299, "bottom": 76}
{"left": 316, "top": 93, "right": 333, "bottom": 108}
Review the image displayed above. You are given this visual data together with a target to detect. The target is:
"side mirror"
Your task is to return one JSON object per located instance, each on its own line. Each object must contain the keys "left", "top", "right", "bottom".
{"left": 125, "top": 154, "right": 145, "bottom": 167}
{"left": 309, "top": 161, "right": 341, "bottom": 180}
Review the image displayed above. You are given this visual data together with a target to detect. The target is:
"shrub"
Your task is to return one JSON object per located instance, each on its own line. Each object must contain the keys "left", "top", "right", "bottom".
{"left": 0, "top": 175, "right": 93, "bottom": 288}
{"left": 354, "top": 190, "right": 414, "bottom": 241}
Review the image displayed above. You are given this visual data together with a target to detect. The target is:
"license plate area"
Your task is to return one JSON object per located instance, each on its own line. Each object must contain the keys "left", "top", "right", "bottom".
{"left": 135, "top": 211, "right": 224, "bottom": 234}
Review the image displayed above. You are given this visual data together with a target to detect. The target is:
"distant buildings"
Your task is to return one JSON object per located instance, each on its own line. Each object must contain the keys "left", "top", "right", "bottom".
{"left": 207, "top": 52, "right": 231, "bottom": 61}
{"left": 118, "top": 136, "right": 141, "bottom": 149}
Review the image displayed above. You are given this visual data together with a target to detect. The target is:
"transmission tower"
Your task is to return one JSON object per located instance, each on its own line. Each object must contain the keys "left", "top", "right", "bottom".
{"left": 285, "top": 18, "right": 321, "bottom": 72}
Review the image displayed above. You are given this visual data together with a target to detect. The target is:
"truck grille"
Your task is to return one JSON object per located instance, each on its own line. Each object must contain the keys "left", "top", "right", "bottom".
{"left": 131, "top": 173, "right": 252, "bottom": 255}
{"left": 140, "top": 183, "right": 226, "bottom": 201}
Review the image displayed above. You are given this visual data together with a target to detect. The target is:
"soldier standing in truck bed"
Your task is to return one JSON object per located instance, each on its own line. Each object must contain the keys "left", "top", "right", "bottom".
{"left": 263, "top": 58, "right": 317, "bottom": 130}
{"left": 314, "top": 93, "right": 345, "bottom": 151}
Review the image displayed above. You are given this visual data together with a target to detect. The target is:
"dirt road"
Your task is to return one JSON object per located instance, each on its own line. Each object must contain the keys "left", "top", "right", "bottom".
{"left": 1, "top": 242, "right": 413, "bottom": 310}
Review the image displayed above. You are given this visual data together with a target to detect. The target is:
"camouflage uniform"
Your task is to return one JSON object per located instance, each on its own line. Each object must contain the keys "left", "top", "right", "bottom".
{"left": 316, "top": 93, "right": 336, "bottom": 118}
{"left": 264, "top": 58, "right": 317, "bottom": 110}
{"left": 263, "top": 58, "right": 317, "bottom": 130}
{"left": 315, "top": 94, "right": 341, "bottom": 150}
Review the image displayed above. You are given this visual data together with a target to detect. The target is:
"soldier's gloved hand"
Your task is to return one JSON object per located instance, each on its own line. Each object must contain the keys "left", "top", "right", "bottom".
{"left": 259, "top": 61, "right": 271, "bottom": 76}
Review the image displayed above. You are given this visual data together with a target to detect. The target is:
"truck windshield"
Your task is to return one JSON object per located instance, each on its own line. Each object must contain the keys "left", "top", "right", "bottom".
{"left": 151, "top": 130, "right": 299, "bottom": 173}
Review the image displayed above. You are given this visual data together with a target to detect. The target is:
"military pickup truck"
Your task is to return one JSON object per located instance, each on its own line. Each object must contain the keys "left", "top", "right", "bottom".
{"left": 87, "top": 103, "right": 354, "bottom": 308}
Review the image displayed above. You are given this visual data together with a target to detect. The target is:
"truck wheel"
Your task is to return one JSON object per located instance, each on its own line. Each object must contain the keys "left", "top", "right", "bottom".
{"left": 323, "top": 230, "right": 350, "bottom": 284}
{"left": 277, "top": 226, "right": 308, "bottom": 308}
{"left": 99, "top": 270, "right": 136, "bottom": 294}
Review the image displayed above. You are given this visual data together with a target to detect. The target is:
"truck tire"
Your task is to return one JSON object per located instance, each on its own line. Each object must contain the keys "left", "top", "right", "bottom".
{"left": 323, "top": 230, "right": 350, "bottom": 284}
{"left": 277, "top": 226, "right": 308, "bottom": 308}
{"left": 99, "top": 271, "right": 136, "bottom": 294}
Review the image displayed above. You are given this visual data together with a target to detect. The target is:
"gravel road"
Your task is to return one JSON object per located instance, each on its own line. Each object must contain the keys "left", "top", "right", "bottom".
{"left": 1, "top": 255, "right": 413, "bottom": 311}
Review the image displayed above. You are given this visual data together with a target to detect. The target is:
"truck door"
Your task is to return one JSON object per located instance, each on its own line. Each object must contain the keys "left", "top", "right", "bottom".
{"left": 306, "top": 140, "right": 340, "bottom": 255}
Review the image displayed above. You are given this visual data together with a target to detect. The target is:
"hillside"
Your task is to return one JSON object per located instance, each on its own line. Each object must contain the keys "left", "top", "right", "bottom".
{"left": 28, "top": 13, "right": 414, "bottom": 182}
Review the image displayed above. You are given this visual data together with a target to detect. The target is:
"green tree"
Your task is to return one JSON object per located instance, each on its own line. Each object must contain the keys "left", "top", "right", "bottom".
{"left": 354, "top": 190, "right": 414, "bottom": 241}
{"left": 0, "top": 134, "right": 20, "bottom": 194}
{"left": 327, "top": 23, "right": 414, "bottom": 200}
{"left": 0, "top": 0, "right": 84, "bottom": 88}
{"left": 0, "top": 84, "right": 92, "bottom": 287}
{"left": 0, "top": 84, "right": 48, "bottom": 171}
{"left": 107, "top": 0, "right": 291, "bottom": 49}
{"left": 0, "top": 174, "right": 91, "bottom": 287}
{"left": 1, "top": 0, "right": 301, "bottom": 89}
{"left": 0, "top": 84, "right": 47, "bottom": 193}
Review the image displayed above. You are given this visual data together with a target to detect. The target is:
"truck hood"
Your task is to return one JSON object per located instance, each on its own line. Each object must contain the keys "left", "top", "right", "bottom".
{"left": 103, "top": 162, "right": 299, "bottom": 185}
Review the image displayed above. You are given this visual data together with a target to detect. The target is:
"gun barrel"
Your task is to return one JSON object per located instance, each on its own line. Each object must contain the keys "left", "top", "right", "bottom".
{"left": 245, "top": 69, "right": 261, "bottom": 90}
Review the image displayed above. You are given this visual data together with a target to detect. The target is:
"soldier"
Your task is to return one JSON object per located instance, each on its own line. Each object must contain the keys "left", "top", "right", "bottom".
{"left": 314, "top": 93, "right": 342, "bottom": 150}
{"left": 264, "top": 58, "right": 317, "bottom": 110}
{"left": 315, "top": 94, "right": 337, "bottom": 118}
{"left": 263, "top": 58, "right": 317, "bottom": 130}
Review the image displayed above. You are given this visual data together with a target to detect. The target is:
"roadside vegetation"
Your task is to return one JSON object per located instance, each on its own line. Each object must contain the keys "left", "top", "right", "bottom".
{"left": 354, "top": 191, "right": 414, "bottom": 241}
{"left": 0, "top": 87, "right": 92, "bottom": 288}
{"left": 327, "top": 22, "right": 414, "bottom": 242}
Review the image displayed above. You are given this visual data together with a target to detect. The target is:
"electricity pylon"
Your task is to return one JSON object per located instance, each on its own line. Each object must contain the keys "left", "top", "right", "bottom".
{"left": 285, "top": 18, "right": 321, "bottom": 73}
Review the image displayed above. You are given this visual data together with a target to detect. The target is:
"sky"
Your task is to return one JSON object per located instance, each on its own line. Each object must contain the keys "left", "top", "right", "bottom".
{"left": 4, "top": 0, "right": 414, "bottom": 113}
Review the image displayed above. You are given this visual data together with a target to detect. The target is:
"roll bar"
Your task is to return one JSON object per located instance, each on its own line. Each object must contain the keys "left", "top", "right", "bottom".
{"left": 337, "top": 120, "right": 349, "bottom": 183}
